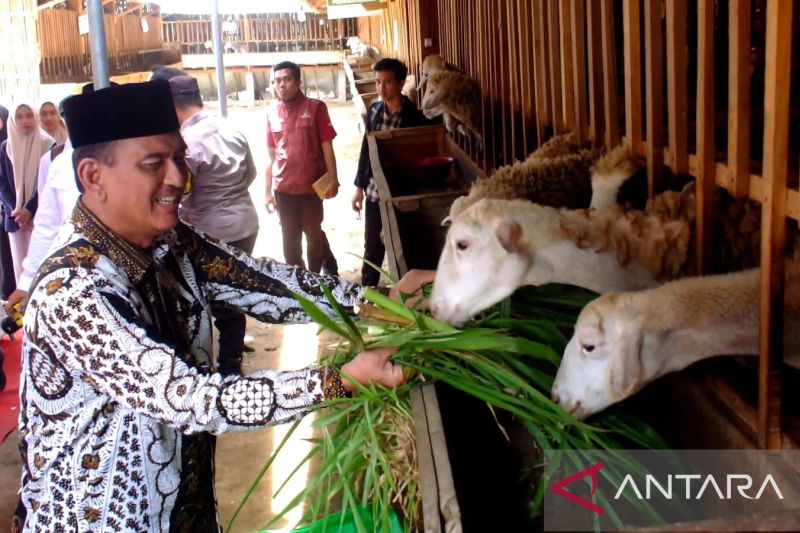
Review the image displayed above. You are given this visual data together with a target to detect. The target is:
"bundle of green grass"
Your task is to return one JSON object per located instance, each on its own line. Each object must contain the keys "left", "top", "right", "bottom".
{"left": 230, "top": 284, "right": 668, "bottom": 533}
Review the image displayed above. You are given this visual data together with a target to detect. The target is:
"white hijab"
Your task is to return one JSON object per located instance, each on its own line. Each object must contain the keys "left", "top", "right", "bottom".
{"left": 6, "top": 102, "right": 53, "bottom": 212}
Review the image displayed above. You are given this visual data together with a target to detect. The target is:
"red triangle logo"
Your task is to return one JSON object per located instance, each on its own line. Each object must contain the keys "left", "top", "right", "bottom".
{"left": 550, "top": 461, "right": 605, "bottom": 515}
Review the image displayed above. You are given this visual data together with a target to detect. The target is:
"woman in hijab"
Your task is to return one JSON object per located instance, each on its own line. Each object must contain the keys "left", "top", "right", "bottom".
{"left": 0, "top": 102, "right": 53, "bottom": 282}
{"left": 38, "top": 101, "right": 67, "bottom": 145}
{"left": 0, "top": 104, "right": 12, "bottom": 298}
{"left": 0, "top": 104, "right": 8, "bottom": 144}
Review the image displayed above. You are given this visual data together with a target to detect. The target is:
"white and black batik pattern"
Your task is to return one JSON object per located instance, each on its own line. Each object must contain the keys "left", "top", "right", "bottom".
{"left": 15, "top": 201, "right": 364, "bottom": 532}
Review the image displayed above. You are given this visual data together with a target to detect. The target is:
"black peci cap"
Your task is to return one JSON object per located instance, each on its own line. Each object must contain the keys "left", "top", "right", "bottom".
{"left": 62, "top": 80, "right": 180, "bottom": 148}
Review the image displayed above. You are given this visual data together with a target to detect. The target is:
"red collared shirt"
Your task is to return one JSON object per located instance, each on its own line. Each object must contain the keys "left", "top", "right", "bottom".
{"left": 266, "top": 92, "right": 337, "bottom": 195}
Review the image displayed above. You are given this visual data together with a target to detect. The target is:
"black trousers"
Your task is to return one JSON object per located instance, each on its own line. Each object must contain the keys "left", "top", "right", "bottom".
{"left": 212, "top": 232, "right": 257, "bottom": 376}
{"left": 361, "top": 200, "right": 385, "bottom": 287}
{"left": 275, "top": 191, "right": 338, "bottom": 274}
{"left": 0, "top": 223, "right": 15, "bottom": 299}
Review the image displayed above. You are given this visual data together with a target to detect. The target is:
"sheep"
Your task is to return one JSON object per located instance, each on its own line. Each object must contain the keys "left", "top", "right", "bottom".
{"left": 420, "top": 70, "right": 483, "bottom": 145}
{"left": 448, "top": 150, "right": 598, "bottom": 220}
{"left": 551, "top": 260, "right": 800, "bottom": 420}
{"left": 590, "top": 144, "right": 647, "bottom": 211}
{"left": 417, "top": 54, "right": 460, "bottom": 91}
{"left": 346, "top": 36, "right": 362, "bottom": 51}
{"left": 347, "top": 42, "right": 381, "bottom": 67}
{"left": 402, "top": 74, "right": 417, "bottom": 106}
{"left": 447, "top": 136, "right": 653, "bottom": 221}
{"left": 429, "top": 197, "right": 692, "bottom": 327}
{"left": 447, "top": 134, "right": 598, "bottom": 220}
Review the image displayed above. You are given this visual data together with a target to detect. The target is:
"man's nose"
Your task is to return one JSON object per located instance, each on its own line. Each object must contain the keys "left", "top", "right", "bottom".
{"left": 164, "top": 158, "right": 186, "bottom": 189}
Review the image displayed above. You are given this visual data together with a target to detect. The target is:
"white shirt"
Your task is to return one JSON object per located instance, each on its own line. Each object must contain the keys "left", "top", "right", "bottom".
{"left": 18, "top": 139, "right": 79, "bottom": 291}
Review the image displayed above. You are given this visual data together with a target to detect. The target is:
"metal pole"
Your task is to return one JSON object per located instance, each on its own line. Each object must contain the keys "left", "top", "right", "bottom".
{"left": 211, "top": 0, "right": 227, "bottom": 116}
{"left": 87, "top": 0, "right": 110, "bottom": 89}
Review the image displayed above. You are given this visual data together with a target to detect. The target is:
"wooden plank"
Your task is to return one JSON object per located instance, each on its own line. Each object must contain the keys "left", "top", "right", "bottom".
{"left": 644, "top": 0, "right": 665, "bottom": 196}
{"left": 695, "top": 0, "right": 717, "bottom": 275}
{"left": 571, "top": 0, "right": 588, "bottom": 144}
{"left": 666, "top": 0, "right": 688, "bottom": 173}
{"left": 409, "top": 386, "right": 442, "bottom": 533}
{"left": 559, "top": 0, "right": 576, "bottom": 131}
{"left": 600, "top": 0, "right": 620, "bottom": 147}
{"left": 758, "top": 0, "right": 792, "bottom": 450}
{"left": 421, "top": 385, "right": 462, "bottom": 530}
{"left": 586, "top": 0, "right": 604, "bottom": 144}
{"left": 623, "top": 0, "right": 643, "bottom": 150}
{"left": 547, "top": 0, "right": 564, "bottom": 132}
{"left": 518, "top": 0, "right": 533, "bottom": 153}
{"left": 533, "top": 0, "right": 550, "bottom": 144}
{"left": 728, "top": 0, "right": 752, "bottom": 198}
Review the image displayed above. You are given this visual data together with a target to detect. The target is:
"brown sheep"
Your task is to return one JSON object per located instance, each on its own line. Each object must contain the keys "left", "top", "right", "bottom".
{"left": 420, "top": 70, "right": 483, "bottom": 145}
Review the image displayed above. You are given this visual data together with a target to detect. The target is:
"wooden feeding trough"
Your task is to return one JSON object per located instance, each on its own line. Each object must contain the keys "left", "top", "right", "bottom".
{"left": 366, "top": 124, "right": 484, "bottom": 278}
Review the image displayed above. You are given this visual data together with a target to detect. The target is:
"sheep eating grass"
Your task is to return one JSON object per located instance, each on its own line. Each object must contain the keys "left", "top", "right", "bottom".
{"left": 429, "top": 198, "right": 691, "bottom": 327}
{"left": 552, "top": 261, "right": 800, "bottom": 420}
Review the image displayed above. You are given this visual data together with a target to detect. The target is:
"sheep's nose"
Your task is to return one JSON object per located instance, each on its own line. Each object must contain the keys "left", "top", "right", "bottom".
{"left": 551, "top": 389, "right": 560, "bottom": 403}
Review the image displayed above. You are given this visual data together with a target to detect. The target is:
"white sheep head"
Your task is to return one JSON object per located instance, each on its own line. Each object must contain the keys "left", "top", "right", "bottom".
{"left": 420, "top": 72, "right": 448, "bottom": 118}
{"left": 346, "top": 36, "right": 362, "bottom": 50}
{"left": 552, "top": 294, "right": 646, "bottom": 420}
{"left": 430, "top": 202, "right": 532, "bottom": 327}
{"left": 417, "top": 54, "right": 448, "bottom": 89}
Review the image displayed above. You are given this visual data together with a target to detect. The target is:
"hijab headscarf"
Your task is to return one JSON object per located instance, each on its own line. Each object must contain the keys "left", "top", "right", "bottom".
{"left": 6, "top": 102, "right": 53, "bottom": 212}
{"left": 38, "top": 101, "right": 67, "bottom": 145}
{"left": 0, "top": 105, "right": 8, "bottom": 145}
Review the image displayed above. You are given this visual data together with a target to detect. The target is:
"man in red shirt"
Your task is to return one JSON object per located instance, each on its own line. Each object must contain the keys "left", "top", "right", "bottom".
{"left": 265, "top": 61, "right": 339, "bottom": 274}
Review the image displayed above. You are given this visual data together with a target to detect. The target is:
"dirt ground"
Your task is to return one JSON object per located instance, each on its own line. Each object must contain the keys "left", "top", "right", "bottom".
{"left": 0, "top": 98, "right": 373, "bottom": 533}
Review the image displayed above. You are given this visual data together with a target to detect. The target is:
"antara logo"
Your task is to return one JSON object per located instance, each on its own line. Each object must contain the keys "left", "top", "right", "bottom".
{"left": 614, "top": 474, "right": 785, "bottom": 501}
{"left": 550, "top": 461, "right": 605, "bottom": 515}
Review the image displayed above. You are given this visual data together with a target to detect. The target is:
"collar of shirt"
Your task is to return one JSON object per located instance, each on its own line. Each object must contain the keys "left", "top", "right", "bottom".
{"left": 383, "top": 97, "right": 405, "bottom": 119}
{"left": 72, "top": 199, "right": 153, "bottom": 283}
{"left": 180, "top": 110, "right": 207, "bottom": 132}
{"left": 277, "top": 91, "right": 308, "bottom": 112}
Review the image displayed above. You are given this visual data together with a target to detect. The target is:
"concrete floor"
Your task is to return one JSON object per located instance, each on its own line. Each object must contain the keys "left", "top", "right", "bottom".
{"left": 0, "top": 99, "right": 371, "bottom": 532}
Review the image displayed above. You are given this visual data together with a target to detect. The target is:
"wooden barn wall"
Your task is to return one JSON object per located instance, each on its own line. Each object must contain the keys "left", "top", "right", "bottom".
{"left": 359, "top": 0, "right": 800, "bottom": 449}
{"left": 356, "top": 1, "right": 425, "bottom": 86}
{"left": 162, "top": 14, "right": 357, "bottom": 54}
{"left": 37, "top": 9, "right": 163, "bottom": 82}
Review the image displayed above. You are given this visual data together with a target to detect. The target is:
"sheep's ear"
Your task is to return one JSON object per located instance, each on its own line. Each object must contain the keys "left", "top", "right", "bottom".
{"left": 608, "top": 323, "right": 643, "bottom": 401}
{"left": 495, "top": 220, "right": 524, "bottom": 254}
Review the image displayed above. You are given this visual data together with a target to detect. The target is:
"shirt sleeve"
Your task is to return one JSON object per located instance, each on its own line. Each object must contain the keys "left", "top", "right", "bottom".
{"left": 18, "top": 180, "right": 63, "bottom": 291}
{"left": 315, "top": 102, "right": 337, "bottom": 143}
{"left": 176, "top": 224, "right": 365, "bottom": 324}
{"left": 26, "top": 269, "right": 330, "bottom": 434}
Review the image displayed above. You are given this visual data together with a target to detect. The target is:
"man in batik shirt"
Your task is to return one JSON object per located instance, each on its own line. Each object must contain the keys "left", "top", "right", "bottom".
{"left": 13, "top": 81, "right": 427, "bottom": 532}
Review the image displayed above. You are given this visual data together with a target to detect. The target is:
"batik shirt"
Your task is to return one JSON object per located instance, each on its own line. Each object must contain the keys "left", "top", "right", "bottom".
{"left": 16, "top": 200, "right": 364, "bottom": 532}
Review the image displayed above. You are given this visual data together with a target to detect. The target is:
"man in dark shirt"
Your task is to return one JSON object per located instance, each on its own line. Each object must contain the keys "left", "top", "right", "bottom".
{"left": 352, "top": 58, "right": 434, "bottom": 286}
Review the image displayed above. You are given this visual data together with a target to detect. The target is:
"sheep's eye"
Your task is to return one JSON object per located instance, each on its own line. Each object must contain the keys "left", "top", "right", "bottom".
{"left": 455, "top": 240, "right": 469, "bottom": 251}
{"left": 581, "top": 344, "right": 595, "bottom": 355}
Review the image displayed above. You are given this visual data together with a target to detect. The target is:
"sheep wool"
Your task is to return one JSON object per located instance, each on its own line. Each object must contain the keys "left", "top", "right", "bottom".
{"left": 449, "top": 134, "right": 598, "bottom": 219}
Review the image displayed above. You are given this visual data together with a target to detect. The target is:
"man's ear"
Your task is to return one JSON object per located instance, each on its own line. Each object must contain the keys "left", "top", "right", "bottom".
{"left": 76, "top": 158, "right": 105, "bottom": 201}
